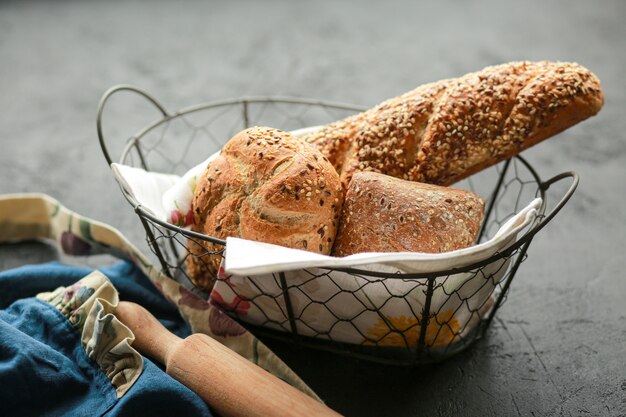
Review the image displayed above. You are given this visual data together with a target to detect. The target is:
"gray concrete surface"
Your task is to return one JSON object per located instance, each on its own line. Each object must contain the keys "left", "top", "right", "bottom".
{"left": 1, "top": 1, "right": 625, "bottom": 416}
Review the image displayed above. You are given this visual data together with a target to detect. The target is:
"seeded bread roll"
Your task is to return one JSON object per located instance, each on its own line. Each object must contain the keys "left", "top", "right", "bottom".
{"left": 187, "top": 126, "right": 343, "bottom": 290}
{"left": 300, "top": 61, "right": 604, "bottom": 188}
{"left": 332, "top": 172, "right": 485, "bottom": 256}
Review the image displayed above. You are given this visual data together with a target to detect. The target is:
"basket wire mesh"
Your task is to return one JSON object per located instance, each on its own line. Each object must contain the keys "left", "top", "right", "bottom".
{"left": 98, "top": 85, "right": 578, "bottom": 365}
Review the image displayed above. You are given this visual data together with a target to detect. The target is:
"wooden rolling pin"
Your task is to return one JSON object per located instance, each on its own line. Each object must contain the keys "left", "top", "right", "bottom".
{"left": 115, "top": 301, "right": 341, "bottom": 417}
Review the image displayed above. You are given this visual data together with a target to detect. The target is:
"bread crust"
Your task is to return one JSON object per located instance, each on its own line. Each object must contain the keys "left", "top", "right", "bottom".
{"left": 187, "top": 126, "right": 343, "bottom": 289}
{"left": 300, "top": 61, "right": 604, "bottom": 187}
{"left": 332, "top": 172, "right": 485, "bottom": 256}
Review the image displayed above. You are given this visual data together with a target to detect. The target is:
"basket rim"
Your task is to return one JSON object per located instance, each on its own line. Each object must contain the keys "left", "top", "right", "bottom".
{"left": 98, "top": 86, "right": 579, "bottom": 280}
{"left": 127, "top": 156, "right": 579, "bottom": 279}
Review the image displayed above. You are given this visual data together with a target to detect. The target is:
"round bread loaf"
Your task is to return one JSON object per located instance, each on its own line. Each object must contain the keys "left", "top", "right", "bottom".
{"left": 332, "top": 171, "right": 485, "bottom": 256}
{"left": 187, "top": 126, "right": 343, "bottom": 289}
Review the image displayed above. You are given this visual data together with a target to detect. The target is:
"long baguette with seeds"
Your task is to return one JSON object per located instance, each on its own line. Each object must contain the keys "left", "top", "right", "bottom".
{"left": 299, "top": 61, "right": 604, "bottom": 187}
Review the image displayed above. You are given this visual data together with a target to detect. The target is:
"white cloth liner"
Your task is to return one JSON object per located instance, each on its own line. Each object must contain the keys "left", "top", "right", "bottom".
{"left": 111, "top": 164, "right": 180, "bottom": 220}
{"left": 224, "top": 198, "right": 540, "bottom": 275}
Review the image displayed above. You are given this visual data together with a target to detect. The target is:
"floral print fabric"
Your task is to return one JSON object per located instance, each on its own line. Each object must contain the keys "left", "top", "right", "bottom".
{"left": 38, "top": 271, "right": 142, "bottom": 398}
{"left": 0, "top": 193, "right": 318, "bottom": 400}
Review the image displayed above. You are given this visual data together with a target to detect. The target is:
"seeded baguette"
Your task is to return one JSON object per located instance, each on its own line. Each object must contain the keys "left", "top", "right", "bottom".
{"left": 300, "top": 61, "right": 604, "bottom": 187}
{"left": 187, "top": 126, "right": 343, "bottom": 290}
{"left": 332, "top": 171, "right": 485, "bottom": 256}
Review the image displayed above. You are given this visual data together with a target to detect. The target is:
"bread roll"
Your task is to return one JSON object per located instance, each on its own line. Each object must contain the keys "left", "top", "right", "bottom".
{"left": 187, "top": 126, "right": 343, "bottom": 289}
{"left": 300, "top": 61, "right": 604, "bottom": 188}
{"left": 332, "top": 172, "right": 485, "bottom": 256}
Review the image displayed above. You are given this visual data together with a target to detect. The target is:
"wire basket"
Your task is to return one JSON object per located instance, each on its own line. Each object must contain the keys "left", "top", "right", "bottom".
{"left": 97, "top": 85, "right": 578, "bottom": 365}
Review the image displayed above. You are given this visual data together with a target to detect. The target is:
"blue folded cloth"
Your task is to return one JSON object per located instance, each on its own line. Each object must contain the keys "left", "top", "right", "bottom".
{"left": 0, "top": 261, "right": 212, "bottom": 417}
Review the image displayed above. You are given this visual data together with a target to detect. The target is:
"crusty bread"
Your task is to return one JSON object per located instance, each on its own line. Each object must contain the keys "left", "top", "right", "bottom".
{"left": 187, "top": 126, "right": 343, "bottom": 289}
{"left": 300, "top": 61, "right": 604, "bottom": 187}
{"left": 332, "top": 172, "right": 485, "bottom": 256}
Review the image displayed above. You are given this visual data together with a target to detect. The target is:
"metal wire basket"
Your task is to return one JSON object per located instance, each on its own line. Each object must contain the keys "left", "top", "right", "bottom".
{"left": 97, "top": 85, "right": 578, "bottom": 365}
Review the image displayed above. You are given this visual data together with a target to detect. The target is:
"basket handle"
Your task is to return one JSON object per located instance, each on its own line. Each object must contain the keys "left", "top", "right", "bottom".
{"left": 96, "top": 85, "right": 171, "bottom": 166}
{"left": 489, "top": 169, "right": 580, "bottom": 256}
{"left": 528, "top": 170, "right": 579, "bottom": 239}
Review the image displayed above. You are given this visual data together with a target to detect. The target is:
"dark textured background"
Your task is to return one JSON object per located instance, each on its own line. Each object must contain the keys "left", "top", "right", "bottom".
{"left": 1, "top": 1, "right": 625, "bottom": 416}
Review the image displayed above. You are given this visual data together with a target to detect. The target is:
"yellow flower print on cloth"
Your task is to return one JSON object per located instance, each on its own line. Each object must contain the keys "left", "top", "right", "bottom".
{"left": 365, "top": 310, "right": 460, "bottom": 349}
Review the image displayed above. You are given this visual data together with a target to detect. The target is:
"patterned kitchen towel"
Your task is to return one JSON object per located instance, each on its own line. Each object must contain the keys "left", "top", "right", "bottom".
{"left": 0, "top": 193, "right": 319, "bottom": 400}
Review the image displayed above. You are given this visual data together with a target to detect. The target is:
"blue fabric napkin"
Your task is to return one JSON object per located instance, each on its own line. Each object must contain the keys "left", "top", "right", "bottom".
{"left": 0, "top": 261, "right": 212, "bottom": 417}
